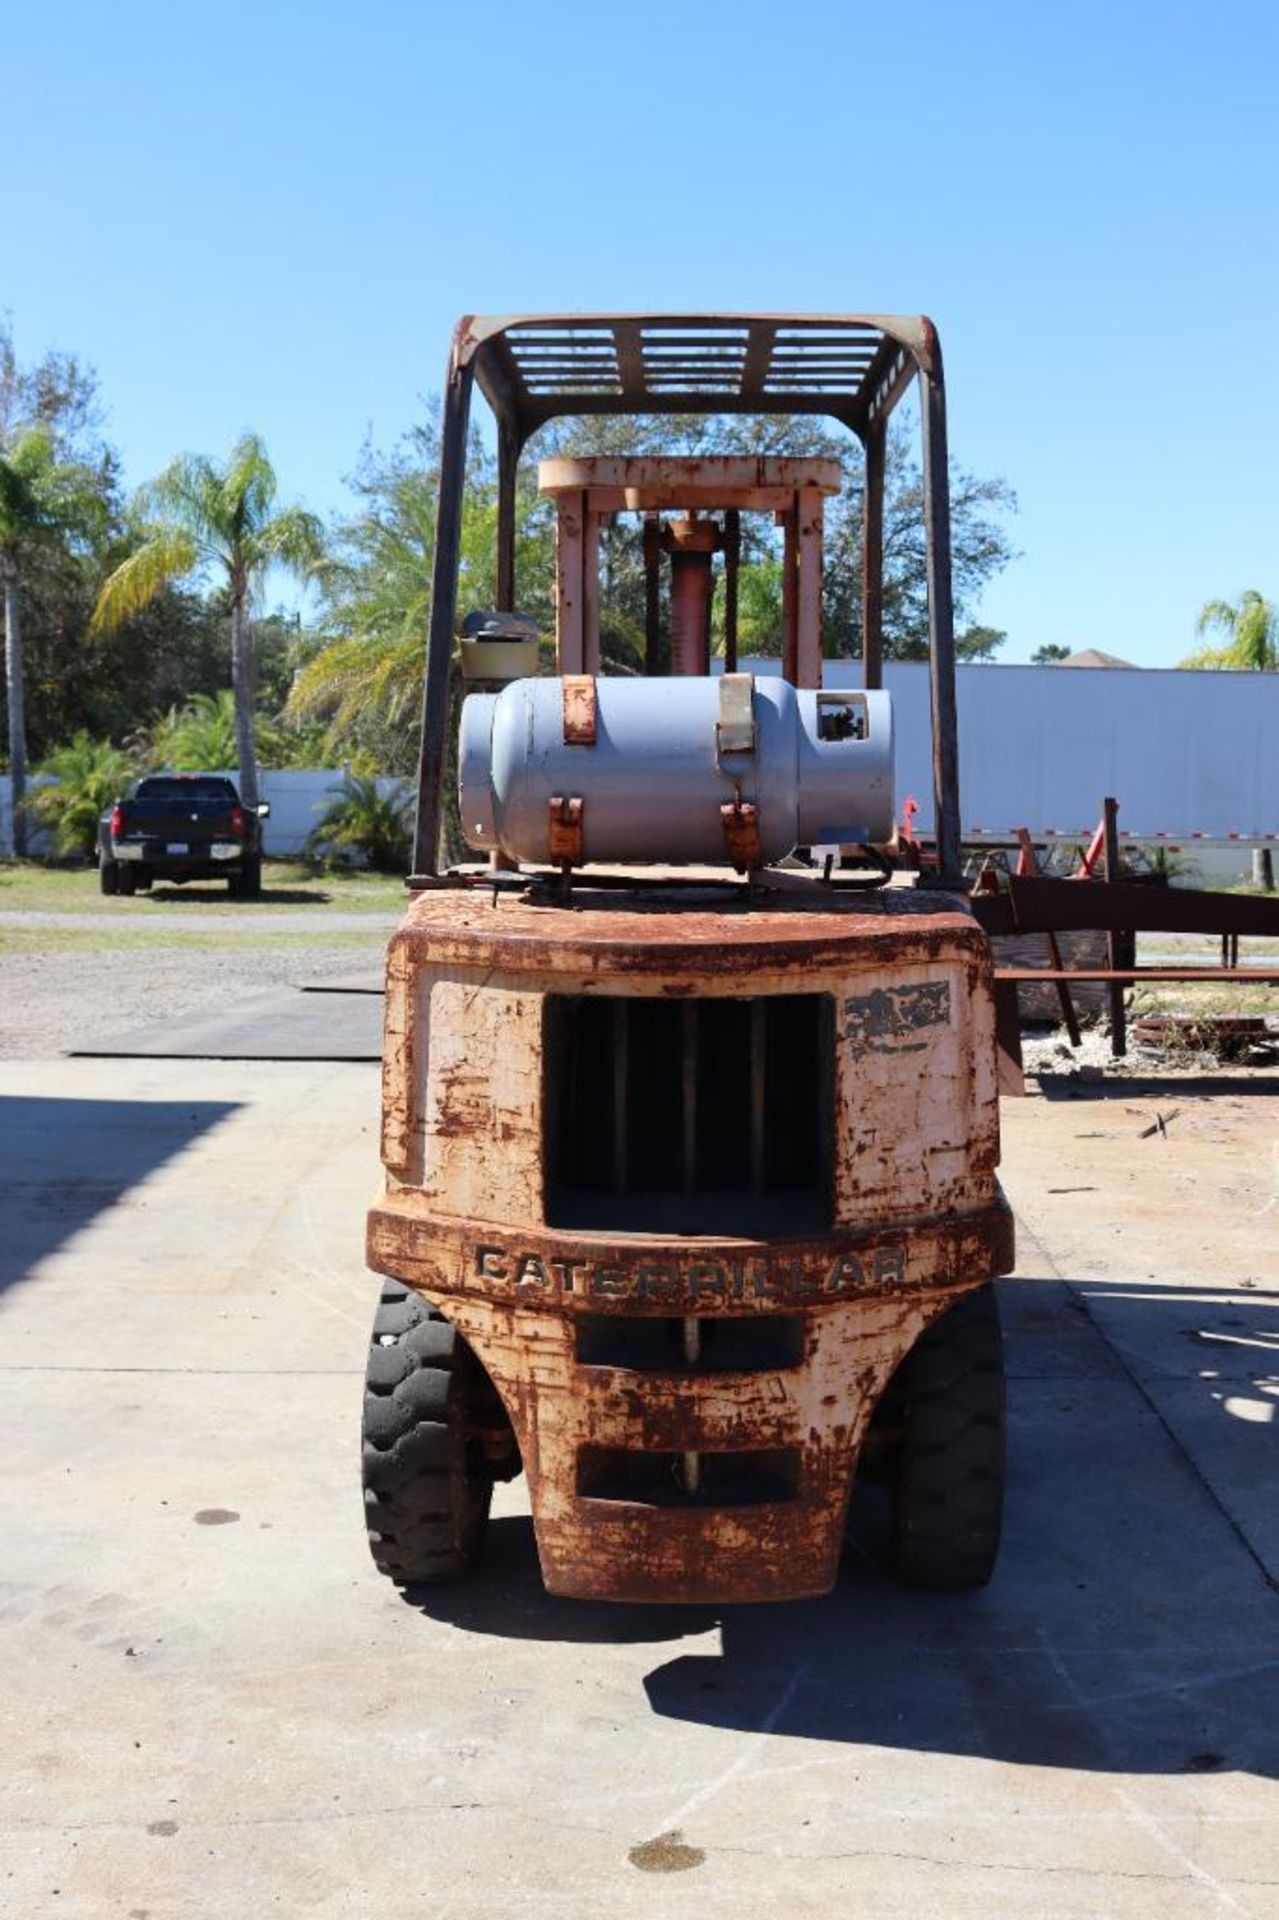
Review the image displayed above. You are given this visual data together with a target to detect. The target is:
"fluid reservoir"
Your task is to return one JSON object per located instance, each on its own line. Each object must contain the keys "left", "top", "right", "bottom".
{"left": 458, "top": 674, "right": 894, "bottom": 866}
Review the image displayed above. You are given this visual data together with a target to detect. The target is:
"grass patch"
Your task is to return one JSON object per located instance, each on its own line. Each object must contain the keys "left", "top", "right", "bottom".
{"left": 0, "top": 859, "right": 408, "bottom": 914}
{"left": 0, "top": 926, "right": 390, "bottom": 955}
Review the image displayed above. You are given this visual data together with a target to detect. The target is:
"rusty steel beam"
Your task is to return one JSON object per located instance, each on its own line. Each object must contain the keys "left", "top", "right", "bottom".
{"left": 496, "top": 419, "right": 520, "bottom": 612}
{"left": 979, "top": 875, "right": 1279, "bottom": 939}
{"left": 861, "top": 419, "right": 886, "bottom": 691}
{"left": 412, "top": 353, "right": 474, "bottom": 876}
{"left": 997, "top": 967, "right": 1279, "bottom": 984}
{"left": 723, "top": 508, "right": 740, "bottom": 674}
{"left": 920, "top": 358, "right": 962, "bottom": 884}
{"left": 1102, "top": 798, "right": 1127, "bottom": 1057}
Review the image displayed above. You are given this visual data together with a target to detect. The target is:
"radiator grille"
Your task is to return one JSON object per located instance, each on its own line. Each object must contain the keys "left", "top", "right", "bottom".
{"left": 544, "top": 993, "right": 832, "bottom": 1233}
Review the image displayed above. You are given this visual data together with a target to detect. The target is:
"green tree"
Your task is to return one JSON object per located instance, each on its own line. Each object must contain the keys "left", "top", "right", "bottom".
{"left": 289, "top": 423, "right": 555, "bottom": 770}
{"left": 298, "top": 408, "right": 1016, "bottom": 767}
{"left": 1180, "top": 590, "right": 1278, "bottom": 671}
{"left": 29, "top": 731, "right": 134, "bottom": 856}
{"left": 0, "top": 427, "right": 107, "bottom": 852}
{"left": 1032, "top": 642, "right": 1070, "bottom": 664}
{"left": 92, "top": 435, "right": 325, "bottom": 808}
{"left": 146, "top": 689, "right": 296, "bottom": 772}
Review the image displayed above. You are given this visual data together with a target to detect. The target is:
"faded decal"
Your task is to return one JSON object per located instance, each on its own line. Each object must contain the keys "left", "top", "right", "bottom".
{"left": 843, "top": 980, "right": 950, "bottom": 1053}
{"left": 470, "top": 1243, "right": 910, "bottom": 1307}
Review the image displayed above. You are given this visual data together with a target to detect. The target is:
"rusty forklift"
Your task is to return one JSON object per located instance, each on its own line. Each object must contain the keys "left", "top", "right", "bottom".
{"left": 363, "top": 315, "right": 1014, "bottom": 1604}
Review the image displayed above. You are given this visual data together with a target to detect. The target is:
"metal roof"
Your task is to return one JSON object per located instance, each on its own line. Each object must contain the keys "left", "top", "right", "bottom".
{"left": 455, "top": 313, "right": 938, "bottom": 442}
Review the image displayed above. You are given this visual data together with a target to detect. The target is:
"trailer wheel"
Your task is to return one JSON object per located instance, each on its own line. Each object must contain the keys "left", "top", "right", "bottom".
{"left": 98, "top": 852, "right": 119, "bottom": 895}
{"left": 888, "top": 1285, "right": 1005, "bottom": 1592}
{"left": 361, "top": 1283, "right": 511, "bottom": 1586}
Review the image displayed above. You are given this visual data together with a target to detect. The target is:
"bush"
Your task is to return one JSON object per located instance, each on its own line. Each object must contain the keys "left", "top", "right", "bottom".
{"left": 31, "top": 733, "right": 135, "bottom": 856}
{"left": 306, "top": 775, "right": 412, "bottom": 871}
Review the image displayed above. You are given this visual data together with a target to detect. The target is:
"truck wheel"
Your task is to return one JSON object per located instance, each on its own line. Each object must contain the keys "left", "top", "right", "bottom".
{"left": 888, "top": 1284, "right": 1005, "bottom": 1592}
{"left": 361, "top": 1283, "right": 504, "bottom": 1586}
{"left": 98, "top": 852, "right": 119, "bottom": 895}
{"left": 229, "top": 855, "right": 261, "bottom": 899}
{"left": 117, "top": 866, "right": 137, "bottom": 897}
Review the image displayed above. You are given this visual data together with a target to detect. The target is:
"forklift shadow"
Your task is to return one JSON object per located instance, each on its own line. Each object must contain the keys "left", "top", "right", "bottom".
{"left": 403, "top": 1516, "right": 719, "bottom": 1646}
{"left": 643, "top": 1273, "right": 1279, "bottom": 1777}
{"left": 410, "top": 1273, "right": 1279, "bottom": 1776}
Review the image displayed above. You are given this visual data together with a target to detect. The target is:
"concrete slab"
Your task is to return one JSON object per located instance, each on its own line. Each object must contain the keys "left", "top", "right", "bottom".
{"left": 1002, "top": 1074, "right": 1279, "bottom": 1592}
{"left": 2, "top": 1057, "right": 1278, "bottom": 1917}
{"left": 69, "top": 989, "right": 383, "bottom": 1062}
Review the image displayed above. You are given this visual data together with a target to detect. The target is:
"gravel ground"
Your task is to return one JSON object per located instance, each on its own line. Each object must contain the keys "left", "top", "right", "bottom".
{"left": 1023, "top": 1015, "right": 1279, "bottom": 1081}
{"left": 0, "top": 940, "right": 386, "bottom": 1058}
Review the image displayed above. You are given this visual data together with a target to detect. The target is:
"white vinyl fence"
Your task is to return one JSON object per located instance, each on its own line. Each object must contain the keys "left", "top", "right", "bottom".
{"left": 0, "top": 769, "right": 409, "bottom": 860}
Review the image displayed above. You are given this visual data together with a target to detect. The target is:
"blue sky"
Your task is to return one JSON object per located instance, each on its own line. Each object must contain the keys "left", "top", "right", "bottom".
{"left": 6, "top": 0, "right": 1276, "bottom": 664}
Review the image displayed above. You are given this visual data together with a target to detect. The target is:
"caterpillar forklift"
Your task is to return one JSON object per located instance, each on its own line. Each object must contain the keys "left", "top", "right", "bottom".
{"left": 363, "top": 314, "right": 1014, "bottom": 1604}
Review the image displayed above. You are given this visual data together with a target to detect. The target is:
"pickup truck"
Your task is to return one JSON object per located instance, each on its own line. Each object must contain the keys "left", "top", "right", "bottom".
{"left": 97, "top": 774, "right": 269, "bottom": 898}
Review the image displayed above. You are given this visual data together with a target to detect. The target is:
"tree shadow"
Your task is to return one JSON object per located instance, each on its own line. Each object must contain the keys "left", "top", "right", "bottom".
{"left": 405, "top": 1274, "right": 1279, "bottom": 1778}
{"left": 145, "top": 885, "right": 334, "bottom": 906}
{"left": 0, "top": 1094, "right": 240, "bottom": 1300}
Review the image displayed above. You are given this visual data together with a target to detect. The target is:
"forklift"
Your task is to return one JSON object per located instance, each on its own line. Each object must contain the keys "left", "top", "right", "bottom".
{"left": 363, "top": 314, "right": 1013, "bottom": 1604}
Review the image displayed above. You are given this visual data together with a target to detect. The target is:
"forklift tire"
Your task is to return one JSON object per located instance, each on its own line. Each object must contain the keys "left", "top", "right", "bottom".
{"left": 889, "top": 1284, "right": 1005, "bottom": 1592}
{"left": 361, "top": 1282, "right": 500, "bottom": 1586}
{"left": 98, "top": 852, "right": 119, "bottom": 895}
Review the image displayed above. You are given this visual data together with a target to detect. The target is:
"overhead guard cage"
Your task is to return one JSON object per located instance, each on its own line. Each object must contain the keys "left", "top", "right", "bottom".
{"left": 412, "top": 313, "right": 963, "bottom": 883}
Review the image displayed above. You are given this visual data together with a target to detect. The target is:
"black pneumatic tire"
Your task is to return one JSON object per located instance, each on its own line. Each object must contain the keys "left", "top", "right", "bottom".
{"left": 98, "top": 852, "right": 119, "bottom": 895}
{"left": 889, "top": 1284, "right": 1005, "bottom": 1592}
{"left": 230, "top": 854, "right": 262, "bottom": 899}
{"left": 361, "top": 1283, "right": 504, "bottom": 1586}
{"left": 116, "top": 865, "right": 137, "bottom": 897}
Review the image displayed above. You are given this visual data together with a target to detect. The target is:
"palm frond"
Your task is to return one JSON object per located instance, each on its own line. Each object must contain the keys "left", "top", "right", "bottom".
{"left": 252, "top": 505, "right": 326, "bottom": 580}
{"left": 220, "top": 433, "right": 276, "bottom": 537}
{"left": 90, "top": 527, "right": 199, "bottom": 633}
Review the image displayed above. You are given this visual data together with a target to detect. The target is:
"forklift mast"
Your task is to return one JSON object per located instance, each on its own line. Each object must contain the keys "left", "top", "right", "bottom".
{"left": 410, "top": 314, "right": 962, "bottom": 881}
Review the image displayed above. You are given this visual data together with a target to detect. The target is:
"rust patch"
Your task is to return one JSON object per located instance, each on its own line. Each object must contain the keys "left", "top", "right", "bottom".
{"left": 547, "top": 795, "right": 583, "bottom": 866}
{"left": 720, "top": 800, "right": 762, "bottom": 873}
{"left": 561, "top": 675, "right": 597, "bottom": 746}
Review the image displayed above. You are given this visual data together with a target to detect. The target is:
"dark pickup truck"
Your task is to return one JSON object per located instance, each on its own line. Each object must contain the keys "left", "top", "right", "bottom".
{"left": 97, "top": 774, "right": 269, "bottom": 897}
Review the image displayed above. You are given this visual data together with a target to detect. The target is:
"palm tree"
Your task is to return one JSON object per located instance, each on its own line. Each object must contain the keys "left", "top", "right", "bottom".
{"left": 306, "top": 774, "right": 413, "bottom": 871}
{"left": 30, "top": 732, "right": 134, "bottom": 857}
{"left": 92, "top": 435, "right": 323, "bottom": 808}
{"left": 1181, "top": 590, "right": 1278, "bottom": 671}
{"left": 1, "top": 428, "right": 97, "bottom": 854}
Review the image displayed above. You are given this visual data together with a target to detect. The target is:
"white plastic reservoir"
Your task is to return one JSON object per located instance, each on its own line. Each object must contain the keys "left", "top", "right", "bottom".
{"left": 458, "top": 674, "right": 894, "bottom": 866}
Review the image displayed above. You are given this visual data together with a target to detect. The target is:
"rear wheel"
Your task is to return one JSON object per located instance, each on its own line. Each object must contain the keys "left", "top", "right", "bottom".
{"left": 98, "top": 851, "right": 119, "bottom": 895}
{"left": 361, "top": 1282, "right": 517, "bottom": 1586}
{"left": 116, "top": 866, "right": 137, "bottom": 897}
{"left": 886, "top": 1285, "right": 1005, "bottom": 1591}
{"left": 229, "top": 854, "right": 261, "bottom": 899}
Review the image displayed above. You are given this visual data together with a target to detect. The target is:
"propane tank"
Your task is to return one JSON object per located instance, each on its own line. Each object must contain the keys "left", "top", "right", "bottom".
{"left": 458, "top": 674, "right": 894, "bottom": 866}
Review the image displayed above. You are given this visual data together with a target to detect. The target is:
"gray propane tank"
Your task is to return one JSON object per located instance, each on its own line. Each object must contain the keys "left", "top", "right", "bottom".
{"left": 458, "top": 673, "right": 894, "bottom": 866}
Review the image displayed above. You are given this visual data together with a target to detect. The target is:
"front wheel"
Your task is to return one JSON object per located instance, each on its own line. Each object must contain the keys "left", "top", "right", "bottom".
{"left": 887, "top": 1285, "right": 1005, "bottom": 1591}
{"left": 361, "top": 1283, "right": 517, "bottom": 1586}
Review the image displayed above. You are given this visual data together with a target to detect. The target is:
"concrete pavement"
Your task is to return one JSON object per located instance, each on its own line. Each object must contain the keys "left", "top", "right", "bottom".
{"left": 1, "top": 1054, "right": 1277, "bottom": 1918}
